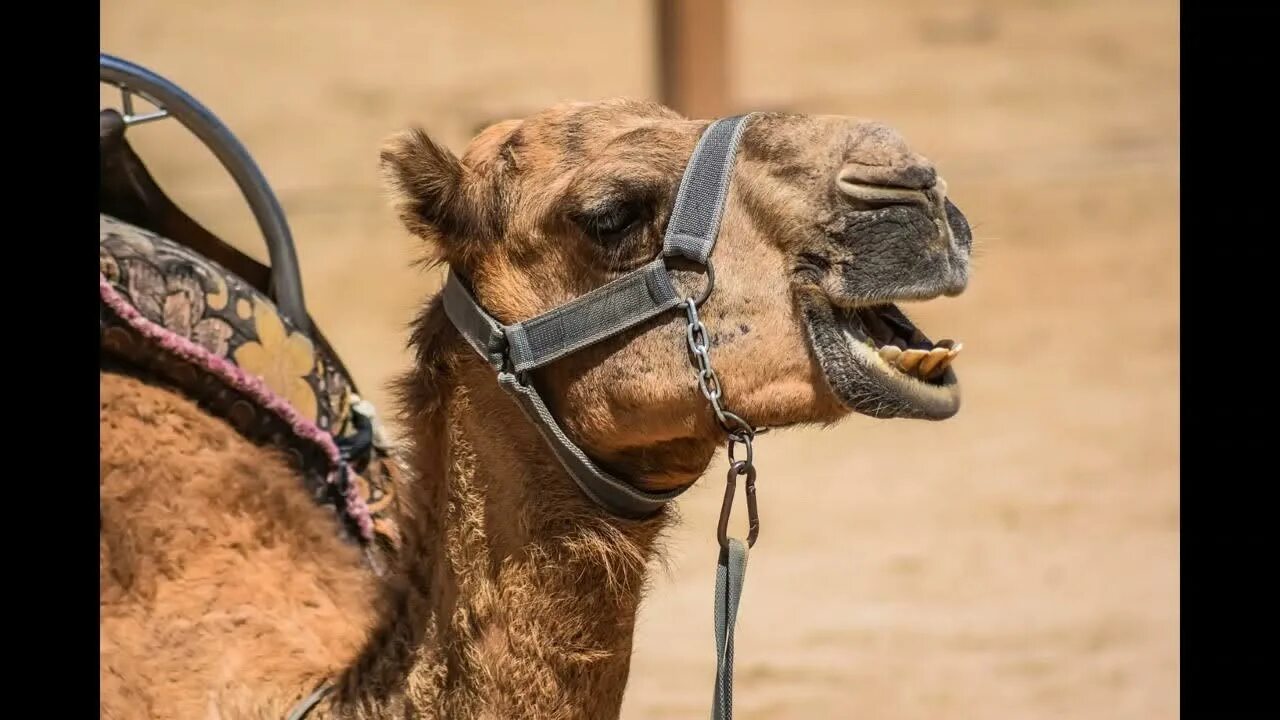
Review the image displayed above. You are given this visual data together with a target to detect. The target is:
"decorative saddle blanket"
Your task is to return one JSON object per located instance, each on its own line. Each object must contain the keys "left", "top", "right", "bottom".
{"left": 99, "top": 214, "right": 400, "bottom": 562}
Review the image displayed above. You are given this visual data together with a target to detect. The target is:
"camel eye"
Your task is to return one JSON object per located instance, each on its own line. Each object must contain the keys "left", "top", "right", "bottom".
{"left": 575, "top": 200, "right": 648, "bottom": 245}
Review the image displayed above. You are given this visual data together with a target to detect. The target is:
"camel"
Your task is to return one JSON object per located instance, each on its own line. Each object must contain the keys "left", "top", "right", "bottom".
{"left": 100, "top": 98, "right": 972, "bottom": 719}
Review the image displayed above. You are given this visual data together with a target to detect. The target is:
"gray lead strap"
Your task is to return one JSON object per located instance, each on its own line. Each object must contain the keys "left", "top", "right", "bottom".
{"left": 713, "top": 539, "right": 749, "bottom": 720}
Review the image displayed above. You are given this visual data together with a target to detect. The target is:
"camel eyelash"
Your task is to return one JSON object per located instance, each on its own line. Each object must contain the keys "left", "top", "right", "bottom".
{"left": 572, "top": 198, "right": 653, "bottom": 243}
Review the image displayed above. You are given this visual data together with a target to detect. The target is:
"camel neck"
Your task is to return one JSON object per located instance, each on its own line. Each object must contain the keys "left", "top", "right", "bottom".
{"left": 329, "top": 350, "right": 670, "bottom": 719}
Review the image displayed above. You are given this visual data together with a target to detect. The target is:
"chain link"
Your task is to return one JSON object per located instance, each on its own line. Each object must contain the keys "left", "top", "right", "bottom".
{"left": 679, "top": 261, "right": 763, "bottom": 549}
{"left": 683, "top": 298, "right": 756, "bottom": 441}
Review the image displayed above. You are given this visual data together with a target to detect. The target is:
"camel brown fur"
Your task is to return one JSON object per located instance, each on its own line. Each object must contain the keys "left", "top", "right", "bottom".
{"left": 101, "top": 370, "right": 379, "bottom": 718}
{"left": 100, "top": 98, "right": 972, "bottom": 718}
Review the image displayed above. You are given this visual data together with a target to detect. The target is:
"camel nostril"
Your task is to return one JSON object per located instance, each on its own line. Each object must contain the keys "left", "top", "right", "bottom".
{"left": 837, "top": 160, "right": 937, "bottom": 191}
{"left": 836, "top": 175, "right": 931, "bottom": 209}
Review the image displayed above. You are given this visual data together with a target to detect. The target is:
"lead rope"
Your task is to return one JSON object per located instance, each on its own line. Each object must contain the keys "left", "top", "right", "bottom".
{"left": 680, "top": 284, "right": 762, "bottom": 720}
{"left": 713, "top": 457, "right": 756, "bottom": 720}
{"left": 714, "top": 535, "right": 749, "bottom": 720}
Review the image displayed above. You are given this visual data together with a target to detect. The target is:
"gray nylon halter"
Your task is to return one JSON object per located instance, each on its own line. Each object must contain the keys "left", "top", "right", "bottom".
{"left": 442, "top": 114, "right": 758, "bottom": 720}
{"left": 443, "top": 114, "right": 753, "bottom": 516}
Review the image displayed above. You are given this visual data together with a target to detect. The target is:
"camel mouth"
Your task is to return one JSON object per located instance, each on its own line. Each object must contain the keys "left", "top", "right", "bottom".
{"left": 799, "top": 293, "right": 962, "bottom": 420}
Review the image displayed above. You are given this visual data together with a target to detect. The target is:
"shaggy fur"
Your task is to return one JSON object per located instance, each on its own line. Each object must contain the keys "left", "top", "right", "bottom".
{"left": 326, "top": 306, "right": 670, "bottom": 717}
{"left": 100, "top": 370, "right": 379, "bottom": 719}
{"left": 100, "top": 98, "right": 969, "bottom": 718}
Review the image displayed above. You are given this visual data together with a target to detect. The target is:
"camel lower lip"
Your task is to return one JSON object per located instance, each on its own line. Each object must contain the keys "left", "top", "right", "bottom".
{"left": 798, "top": 291, "right": 962, "bottom": 420}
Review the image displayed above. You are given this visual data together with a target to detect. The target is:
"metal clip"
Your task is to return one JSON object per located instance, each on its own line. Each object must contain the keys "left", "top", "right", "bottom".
{"left": 718, "top": 460, "right": 760, "bottom": 549}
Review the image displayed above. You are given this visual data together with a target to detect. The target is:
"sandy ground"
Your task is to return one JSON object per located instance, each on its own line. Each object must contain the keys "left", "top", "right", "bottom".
{"left": 101, "top": 1, "right": 1179, "bottom": 718}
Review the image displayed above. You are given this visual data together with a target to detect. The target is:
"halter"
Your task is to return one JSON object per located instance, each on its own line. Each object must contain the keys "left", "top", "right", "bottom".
{"left": 444, "top": 114, "right": 757, "bottom": 514}
{"left": 443, "top": 114, "right": 761, "bottom": 720}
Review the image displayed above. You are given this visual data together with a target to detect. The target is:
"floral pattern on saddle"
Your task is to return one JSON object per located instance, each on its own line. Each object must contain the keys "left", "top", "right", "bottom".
{"left": 99, "top": 213, "right": 400, "bottom": 564}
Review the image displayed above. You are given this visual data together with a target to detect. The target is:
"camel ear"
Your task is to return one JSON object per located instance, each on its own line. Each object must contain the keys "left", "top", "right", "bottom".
{"left": 379, "top": 129, "right": 481, "bottom": 247}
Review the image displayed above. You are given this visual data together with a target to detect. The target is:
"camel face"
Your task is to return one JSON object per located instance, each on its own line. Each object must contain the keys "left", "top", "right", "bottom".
{"left": 382, "top": 99, "right": 970, "bottom": 489}
{"left": 736, "top": 112, "right": 972, "bottom": 422}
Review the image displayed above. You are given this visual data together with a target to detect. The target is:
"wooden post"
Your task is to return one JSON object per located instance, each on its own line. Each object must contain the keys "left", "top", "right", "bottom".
{"left": 656, "top": 0, "right": 729, "bottom": 119}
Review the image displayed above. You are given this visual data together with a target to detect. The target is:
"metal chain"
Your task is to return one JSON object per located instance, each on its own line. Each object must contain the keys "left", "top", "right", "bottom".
{"left": 684, "top": 267, "right": 760, "bottom": 720}
{"left": 682, "top": 296, "right": 756, "bottom": 442}
{"left": 679, "top": 264, "right": 762, "bottom": 549}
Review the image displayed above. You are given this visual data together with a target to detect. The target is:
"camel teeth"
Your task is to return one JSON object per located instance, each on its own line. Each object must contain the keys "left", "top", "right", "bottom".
{"left": 919, "top": 347, "right": 949, "bottom": 377}
{"left": 926, "top": 343, "right": 963, "bottom": 380}
{"left": 928, "top": 354, "right": 953, "bottom": 380}
{"left": 897, "top": 349, "right": 927, "bottom": 372}
{"left": 878, "top": 345, "right": 902, "bottom": 364}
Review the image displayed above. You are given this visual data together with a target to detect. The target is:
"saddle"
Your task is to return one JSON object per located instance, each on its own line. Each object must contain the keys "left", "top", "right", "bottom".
{"left": 99, "top": 109, "right": 400, "bottom": 567}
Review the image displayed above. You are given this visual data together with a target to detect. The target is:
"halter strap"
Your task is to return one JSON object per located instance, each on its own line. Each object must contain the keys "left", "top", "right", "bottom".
{"left": 443, "top": 114, "right": 755, "bottom": 518}
{"left": 663, "top": 115, "right": 752, "bottom": 264}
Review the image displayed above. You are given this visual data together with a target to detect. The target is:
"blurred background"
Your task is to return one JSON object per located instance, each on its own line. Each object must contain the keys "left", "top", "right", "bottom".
{"left": 101, "top": 1, "right": 1178, "bottom": 718}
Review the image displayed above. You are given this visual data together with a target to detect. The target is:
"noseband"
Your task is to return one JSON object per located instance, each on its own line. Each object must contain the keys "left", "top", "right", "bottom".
{"left": 443, "top": 114, "right": 762, "bottom": 719}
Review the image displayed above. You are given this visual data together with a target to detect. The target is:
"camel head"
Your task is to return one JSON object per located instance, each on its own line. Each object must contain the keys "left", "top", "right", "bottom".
{"left": 381, "top": 99, "right": 971, "bottom": 490}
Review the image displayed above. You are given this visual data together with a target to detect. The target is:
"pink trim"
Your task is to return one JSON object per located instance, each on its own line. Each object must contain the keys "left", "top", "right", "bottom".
{"left": 100, "top": 274, "right": 374, "bottom": 541}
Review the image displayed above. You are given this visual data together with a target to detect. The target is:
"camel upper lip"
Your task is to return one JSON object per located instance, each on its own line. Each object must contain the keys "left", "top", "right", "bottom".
{"left": 799, "top": 290, "right": 963, "bottom": 420}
